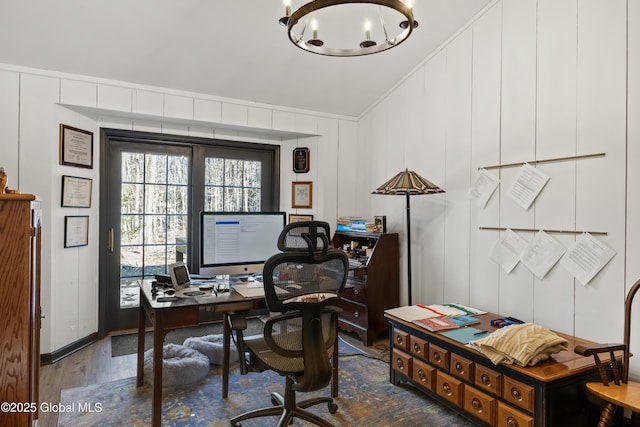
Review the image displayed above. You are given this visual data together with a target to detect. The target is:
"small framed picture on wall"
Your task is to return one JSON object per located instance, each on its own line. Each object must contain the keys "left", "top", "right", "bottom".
{"left": 59, "top": 124, "right": 94, "bottom": 169}
{"left": 64, "top": 215, "right": 89, "bottom": 248}
{"left": 292, "top": 181, "right": 313, "bottom": 209}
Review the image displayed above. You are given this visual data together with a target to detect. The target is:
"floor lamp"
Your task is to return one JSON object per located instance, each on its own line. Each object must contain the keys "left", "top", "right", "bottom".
{"left": 372, "top": 169, "right": 444, "bottom": 306}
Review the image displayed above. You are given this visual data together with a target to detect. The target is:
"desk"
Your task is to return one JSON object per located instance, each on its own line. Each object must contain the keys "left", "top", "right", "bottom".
{"left": 386, "top": 312, "right": 606, "bottom": 426}
{"left": 136, "top": 280, "right": 339, "bottom": 427}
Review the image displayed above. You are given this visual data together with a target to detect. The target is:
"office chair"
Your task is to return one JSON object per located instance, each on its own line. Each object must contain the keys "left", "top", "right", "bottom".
{"left": 574, "top": 278, "right": 640, "bottom": 427}
{"left": 230, "top": 221, "right": 349, "bottom": 427}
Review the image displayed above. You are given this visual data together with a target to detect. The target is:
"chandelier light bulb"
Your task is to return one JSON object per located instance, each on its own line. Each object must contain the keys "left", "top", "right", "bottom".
{"left": 308, "top": 17, "right": 324, "bottom": 47}
{"left": 280, "top": 0, "right": 292, "bottom": 26}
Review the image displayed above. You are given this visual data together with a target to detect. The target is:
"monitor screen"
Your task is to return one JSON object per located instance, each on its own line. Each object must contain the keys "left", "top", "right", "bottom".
{"left": 200, "top": 211, "right": 286, "bottom": 276}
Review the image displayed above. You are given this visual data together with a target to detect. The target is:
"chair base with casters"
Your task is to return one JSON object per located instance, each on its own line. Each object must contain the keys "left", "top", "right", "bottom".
{"left": 230, "top": 374, "right": 338, "bottom": 427}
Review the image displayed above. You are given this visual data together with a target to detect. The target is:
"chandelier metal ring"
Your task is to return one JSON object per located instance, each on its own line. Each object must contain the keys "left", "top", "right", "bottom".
{"left": 285, "top": 0, "right": 417, "bottom": 57}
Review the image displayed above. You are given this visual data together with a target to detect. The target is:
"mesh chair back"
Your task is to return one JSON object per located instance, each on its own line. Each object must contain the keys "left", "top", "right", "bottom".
{"left": 264, "top": 221, "right": 348, "bottom": 313}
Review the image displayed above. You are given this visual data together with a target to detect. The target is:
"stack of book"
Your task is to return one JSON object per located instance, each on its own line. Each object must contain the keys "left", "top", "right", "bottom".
{"left": 385, "top": 303, "right": 487, "bottom": 332}
{"left": 336, "top": 217, "right": 374, "bottom": 232}
{"left": 412, "top": 314, "right": 480, "bottom": 332}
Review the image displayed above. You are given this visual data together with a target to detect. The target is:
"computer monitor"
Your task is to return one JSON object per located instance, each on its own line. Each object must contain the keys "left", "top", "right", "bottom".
{"left": 200, "top": 211, "right": 286, "bottom": 277}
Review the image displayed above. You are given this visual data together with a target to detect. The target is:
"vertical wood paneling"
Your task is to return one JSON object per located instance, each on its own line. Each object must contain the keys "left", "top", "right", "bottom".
{"left": 164, "top": 94, "right": 193, "bottom": 120}
{"left": 194, "top": 98, "right": 222, "bottom": 123}
{"left": 247, "top": 107, "right": 272, "bottom": 130}
{"left": 498, "top": 0, "right": 537, "bottom": 319}
{"left": 574, "top": 0, "right": 627, "bottom": 343}
{"left": 627, "top": 0, "right": 640, "bottom": 379}
{"left": 337, "top": 119, "right": 358, "bottom": 218}
{"left": 60, "top": 79, "right": 97, "bottom": 107}
{"left": 19, "top": 74, "right": 60, "bottom": 353}
{"left": 444, "top": 28, "right": 473, "bottom": 305}
{"left": 532, "top": 0, "right": 578, "bottom": 334}
{"left": 419, "top": 51, "right": 448, "bottom": 305}
{"left": 134, "top": 90, "right": 163, "bottom": 116}
{"left": 0, "top": 70, "right": 19, "bottom": 187}
{"left": 97, "top": 85, "right": 132, "bottom": 112}
{"left": 469, "top": 3, "right": 502, "bottom": 314}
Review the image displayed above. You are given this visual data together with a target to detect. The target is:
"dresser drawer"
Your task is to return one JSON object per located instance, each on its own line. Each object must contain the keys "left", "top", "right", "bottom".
{"left": 342, "top": 280, "right": 366, "bottom": 303}
{"left": 475, "top": 364, "right": 502, "bottom": 397}
{"left": 450, "top": 353, "right": 474, "bottom": 383}
{"left": 496, "top": 401, "right": 533, "bottom": 427}
{"left": 503, "top": 377, "right": 534, "bottom": 412}
{"left": 393, "top": 329, "right": 410, "bottom": 352}
{"left": 392, "top": 349, "right": 413, "bottom": 377}
{"left": 409, "top": 335, "right": 428, "bottom": 358}
{"left": 436, "top": 371, "right": 463, "bottom": 406}
{"left": 429, "top": 343, "right": 450, "bottom": 370}
{"left": 411, "top": 358, "right": 435, "bottom": 391}
{"left": 464, "top": 387, "right": 495, "bottom": 426}
{"left": 337, "top": 299, "right": 368, "bottom": 327}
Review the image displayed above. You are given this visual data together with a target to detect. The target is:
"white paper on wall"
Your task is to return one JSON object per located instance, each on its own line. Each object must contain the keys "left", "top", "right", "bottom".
{"left": 560, "top": 233, "right": 616, "bottom": 286}
{"left": 520, "top": 230, "right": 566, "bottom": 279}
{"left": 490, "top": 229, "right": 528, "bottom": 273}
{"left": 468, "top": 169, "right": 500, "bottom": 208}
{"left": 506, "top": 164, "right": 550, "bottom": 211}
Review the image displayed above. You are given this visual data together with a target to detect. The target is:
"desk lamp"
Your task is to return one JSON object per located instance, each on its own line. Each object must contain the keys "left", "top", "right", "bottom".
{"left": 372, "top": 169, "right": 444, "bottom": 306}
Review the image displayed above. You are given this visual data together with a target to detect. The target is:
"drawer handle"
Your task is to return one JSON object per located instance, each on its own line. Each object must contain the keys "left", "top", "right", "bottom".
{"left": 396, "top": 359, "right": 404, "bottom": 370}
{"left": 506, "top": 416, "right": 519, "bottom": 427}
{"left": 481, "top": 373, "right": 491, "bottom": 386}
{"left": 396, "top": 335, "right": 404, "bottom": 345}
{"left": 354, "top": 288, "right": 360, "bottom": 295}
{"left": 511, "top": 388, "right": 522, "bottom": 400}
{"left": 354, "top": 310, "right": 360, "bottom": 318}
{"left": 413, "top": 342, "right": 421, "bottom": 353}
{"left": 442, "top": 383, "right": 452, "bottom": 395}
{"left": 455, "top": 362, "right": 463, "bottom": 373}
{"left": 471, "top": 398, "right": 482, "bottom": 411}
{"left": 417, "top": 369, "right": 426, "bottom": 381}
{"left": 433, "top": 352, "right": 441, "bottom": 362}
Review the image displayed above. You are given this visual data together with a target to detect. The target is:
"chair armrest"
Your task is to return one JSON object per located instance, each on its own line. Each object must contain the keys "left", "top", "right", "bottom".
{"left": 574, "top": 343, "right": 626, "bottom": 357}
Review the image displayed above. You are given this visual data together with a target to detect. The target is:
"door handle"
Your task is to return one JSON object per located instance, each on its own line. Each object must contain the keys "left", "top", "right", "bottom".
{"left": 109, "top": 228, "right": 114, "bottom": 253}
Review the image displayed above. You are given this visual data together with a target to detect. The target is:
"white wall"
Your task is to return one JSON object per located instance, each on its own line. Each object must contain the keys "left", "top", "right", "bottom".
{"left": 0, "top": 64, "right": 356, "bottom": 355}
{"left": 357, "top": 0, "right": 640, "bottom": 376}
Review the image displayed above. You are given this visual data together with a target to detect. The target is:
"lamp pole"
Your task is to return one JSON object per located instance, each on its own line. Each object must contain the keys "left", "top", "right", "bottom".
{"left": 405, "top": 191, "right": 413, "bottom": 306}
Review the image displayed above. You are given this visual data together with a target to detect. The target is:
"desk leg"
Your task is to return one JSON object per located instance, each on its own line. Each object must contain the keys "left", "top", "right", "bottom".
{"left": 151, "top": 313, "right": 164, "bottom": 427}
{"left": 222, "top": 313, "right": 231, "bottom": 398}
{"left": 136, "top": 302, "right": 145, "bottom": 387}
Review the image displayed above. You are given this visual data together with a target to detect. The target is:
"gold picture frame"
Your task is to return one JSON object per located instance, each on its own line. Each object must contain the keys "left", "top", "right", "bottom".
{"left": 292, "top": 181, "right": 313, "bottom": 209}
{"left": 289, "top": 214, "right": 314, "bottom": 224}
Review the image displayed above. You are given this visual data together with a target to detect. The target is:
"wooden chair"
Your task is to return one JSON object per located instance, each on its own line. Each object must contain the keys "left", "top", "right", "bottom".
{"left": 574, "top": 279, "right": 640, "bottom": 427}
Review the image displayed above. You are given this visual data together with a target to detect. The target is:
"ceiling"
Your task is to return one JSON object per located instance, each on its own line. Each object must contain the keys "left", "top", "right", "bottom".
{"left": 0, "top": 0, "right": 492, "bottom": 118}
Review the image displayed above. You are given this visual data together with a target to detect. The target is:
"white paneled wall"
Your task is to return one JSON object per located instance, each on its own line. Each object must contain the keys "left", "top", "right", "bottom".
{"left": 0, "top": 63, "right": 354, "bottom": 355}
{"left": 357, "top": 0, "right": 638, "bottom": 374}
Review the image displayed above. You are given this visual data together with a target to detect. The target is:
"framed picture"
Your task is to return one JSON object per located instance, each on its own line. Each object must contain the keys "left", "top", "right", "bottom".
{"left": 60, "top": 124, "right": 94, "bottom": 169}
{"left": 293, "top": 147, "right": 310, "bottom": 173}
{"left": 374, "top": 215, "right": 386, "bottom": 233}
{"left": 64, "top": 215, "right": 89, "bottom": 248}
{"left": 61, "top": 175, "right": 92, "bottom": 208}
{"left": 292, "top": 181, "right": 313, "bottom": 209}
{"left": 289, "top": 214, "right": 314, "bottom": 224}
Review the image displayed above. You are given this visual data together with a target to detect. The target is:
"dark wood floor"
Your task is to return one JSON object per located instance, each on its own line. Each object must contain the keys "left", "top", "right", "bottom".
{"left": 38, "top": 330, "right": 389, "bottom": 427}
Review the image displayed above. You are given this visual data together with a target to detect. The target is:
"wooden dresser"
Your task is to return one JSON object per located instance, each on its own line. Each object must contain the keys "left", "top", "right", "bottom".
{"left": 332, "top": 231, "right": 399, "bottom": 346}
{"left": 0, "top": 194, "right": 42, "bottom": 427}
{"left": 386, "top": 312, "right": 606, "bottom": 427}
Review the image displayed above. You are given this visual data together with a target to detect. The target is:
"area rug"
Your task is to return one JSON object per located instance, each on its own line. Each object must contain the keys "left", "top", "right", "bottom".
{"left": 59, "top": 340, "right": 477, "bottom": 427}
{"left": 111, "top": 318, "right": 265, "bottom": 357}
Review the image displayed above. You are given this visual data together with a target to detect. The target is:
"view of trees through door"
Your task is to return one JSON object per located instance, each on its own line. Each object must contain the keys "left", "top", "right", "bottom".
{"left": 100, "top": 129, "right": 279, "bottom": 334}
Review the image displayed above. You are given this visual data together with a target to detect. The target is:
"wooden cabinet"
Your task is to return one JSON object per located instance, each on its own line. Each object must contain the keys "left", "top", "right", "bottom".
{"left": 0, "top": 194, "right": 41, "bottom": 427}
{"left": 386, "top": 313, "right": 606, "bottom": 426}
{"left": 332, "top": 231, "right": 399, "bottom": 346}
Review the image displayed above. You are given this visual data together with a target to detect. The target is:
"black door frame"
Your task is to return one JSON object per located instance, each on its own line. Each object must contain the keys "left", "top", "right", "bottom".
{"left": 98, "top": 128, "right": 280, "bottom": 336}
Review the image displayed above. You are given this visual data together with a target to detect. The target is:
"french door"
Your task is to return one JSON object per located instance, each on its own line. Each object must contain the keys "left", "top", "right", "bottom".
{"left": 99, "top": 129, "right": 279, "bottom": 334}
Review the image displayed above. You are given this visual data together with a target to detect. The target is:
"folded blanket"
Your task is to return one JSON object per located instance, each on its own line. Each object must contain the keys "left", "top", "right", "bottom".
{"left": 466, "top": 323, "right": 568, "bottom": 367}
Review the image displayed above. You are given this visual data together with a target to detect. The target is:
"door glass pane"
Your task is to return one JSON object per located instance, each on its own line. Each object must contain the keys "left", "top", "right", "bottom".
{"left": 204, "top": 157, "right": 262, "bottom": 212}
{"left": 119, "top": 152, "right": 189, "bottom": 309}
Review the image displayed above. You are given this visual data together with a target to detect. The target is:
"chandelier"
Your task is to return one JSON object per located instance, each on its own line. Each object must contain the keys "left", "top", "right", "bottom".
{"left": 279, "top": 0, "right": 418, "bottom": 57}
